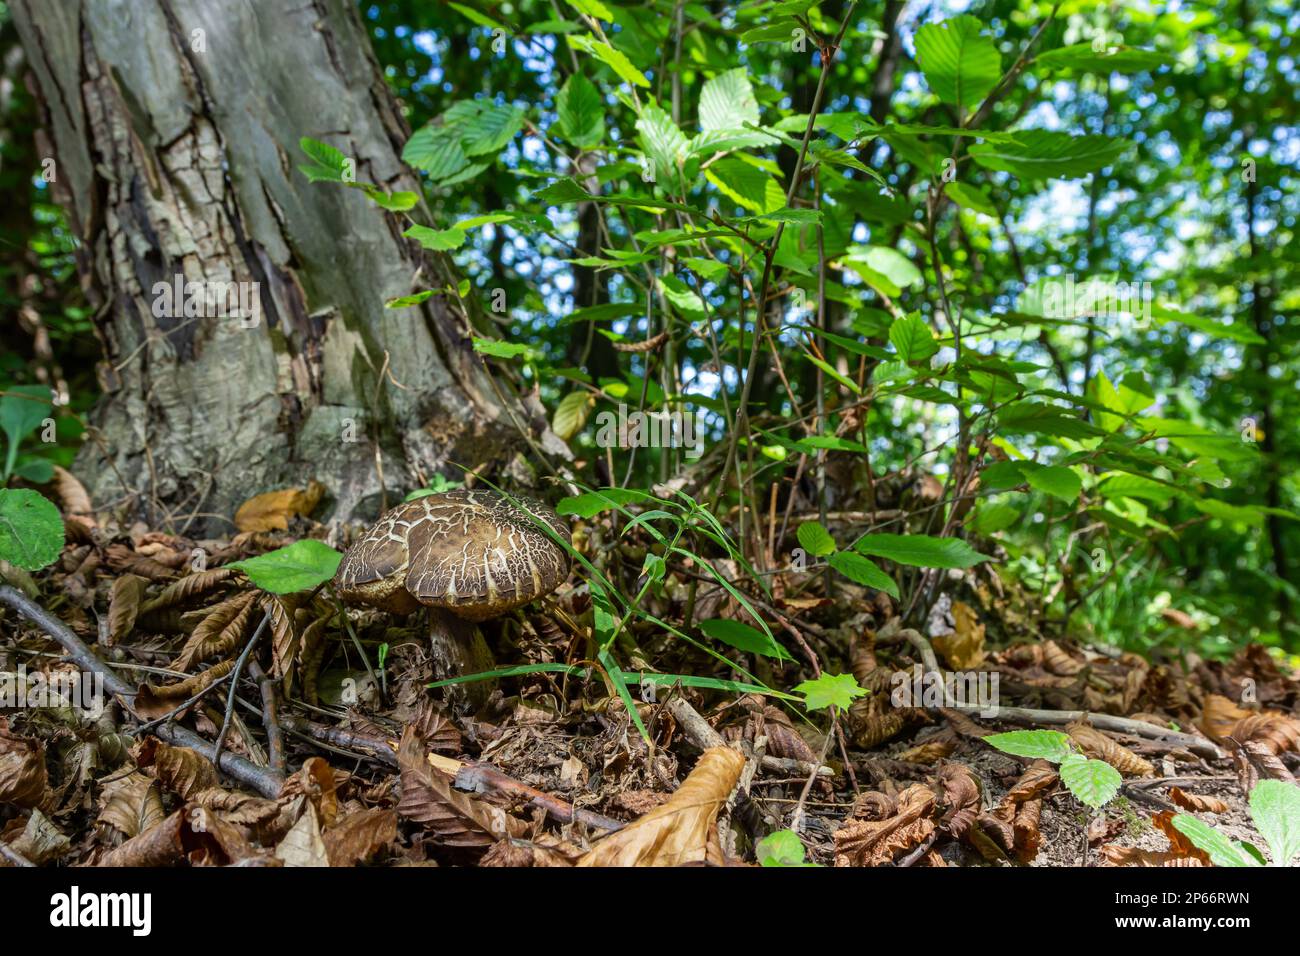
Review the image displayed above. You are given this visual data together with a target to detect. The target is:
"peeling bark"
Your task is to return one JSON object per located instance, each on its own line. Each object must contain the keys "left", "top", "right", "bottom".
{"left": 9, "top": 0, "right": 530, "bottom": 532}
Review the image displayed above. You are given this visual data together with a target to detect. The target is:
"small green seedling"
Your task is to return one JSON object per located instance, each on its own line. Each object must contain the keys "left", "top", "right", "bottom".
{"left": 793, "top": 672, "right": 869, "bottom": 715}
{"left": 756, "top": 829, "right": 819, "bottom": 867}
{"left": 985, "top": 729, "right": 1122, "bottom": 808}
{"left": 1173, "top": 779, "right": 1300, "bottom": 867}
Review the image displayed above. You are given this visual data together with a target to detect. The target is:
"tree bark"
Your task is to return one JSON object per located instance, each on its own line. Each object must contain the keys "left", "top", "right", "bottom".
{"left": 9, "top": 0, "right": 539, "bottom": 533}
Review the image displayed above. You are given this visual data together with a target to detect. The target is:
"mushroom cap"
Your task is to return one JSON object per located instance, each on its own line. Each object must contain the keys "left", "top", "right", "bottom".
{"left": 333, "top": 489, "right": 571, "bottom": 620}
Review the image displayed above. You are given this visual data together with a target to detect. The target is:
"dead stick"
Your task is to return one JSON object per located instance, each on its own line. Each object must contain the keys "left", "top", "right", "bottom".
{"left": 212, "top": 609, "right": 270, "bottom": 770}
{"left": 942, "top": 703, "right": 1225, "bottom": 761}
{"left": 0, "top": 584, "right": 283, "bottom": 798}
{"left": 665, "top": 696, "right": 833, "bottom": 777}
{"left": 248, "top": 661, "right": 284, "bottom": 772}
{"left": 276, "top": 716, "right": 623, "bottom": 832}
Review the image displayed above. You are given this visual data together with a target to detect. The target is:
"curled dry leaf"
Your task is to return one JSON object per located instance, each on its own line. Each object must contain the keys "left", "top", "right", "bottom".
{"left": 932, "top": 600, "right": 986, "bottom": 670}
{"left": 834, "top": 784, "right": 936, "bottom": 867}
{"left": 98, "top": 810, "right": 191, "bottom": 867}
{"left": 279, "top": 757, "right": 344, "bottom": 827}
{"left": 107, "top": 574, "right": 149, "bottom": 646}
{"left": 323, "top": 808, "right": 399, "bottom": 867}
{"left": 897, "top": 740, "right": 956, "bottom": 764}
{"left": 1201, "top": 694, "right": 1300, "bottom": 755}
{"left": 234, "top": 480, "right": 326, "bottom": 533}
{"left": 139, "top": 568, "right": 234, "bottom": 615}
{"left": 1042, "top": 640, "right": 1085, "bottom": 676}
{"left": 577, "top": 746, "right": 746, "bottom": 867}
{"left": 937, "top": 763, "right": 981, "bottom": 839}
{"left": 134, "top": 738, "right": 220, "bottom": 800}
{"left": 50, "top": 466, "right": 93, "bottom": 517}
{"left": 134, "top": 659, "right": 236, "bottom": 720}
{"left": 0, "top": 722, "right": 50, "bottom": 810}
{"left": 482, "top": 836, "right": 584, "bottom": 867}
{"left": 1168, "top": 787, "right": 1229, "bottom": 814}
{"left": 1006, "top": 760, "right": 1058, "bottom": 803}
{"left": 1066, "top": 722, "right": 1155, "bottom": 776}
{"left": 97, "top": 772, "right": 167, "bottom": 840}
{"left": 397, "top": 727, "right": 523, "bottom": 854}
{"left": 176, "top": 590, "right": 258, "bottom": 672}
{"left": 1101, "top": 845, "right": 1206, "bottom": 867}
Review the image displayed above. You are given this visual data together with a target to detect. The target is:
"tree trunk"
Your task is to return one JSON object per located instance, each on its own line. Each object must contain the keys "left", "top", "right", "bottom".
{"left": 9, "top": 0, "right": 536, "bottom": 533}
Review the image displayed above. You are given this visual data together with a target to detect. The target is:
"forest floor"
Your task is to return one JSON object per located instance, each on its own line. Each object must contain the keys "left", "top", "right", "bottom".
{"left": 1, "top": 473, "right": 1298, "bottom": 868}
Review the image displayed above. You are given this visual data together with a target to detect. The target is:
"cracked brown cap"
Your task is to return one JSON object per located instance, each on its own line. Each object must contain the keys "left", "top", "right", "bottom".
{"left": 333, "top": 488, "right": 571, "bottom": 620}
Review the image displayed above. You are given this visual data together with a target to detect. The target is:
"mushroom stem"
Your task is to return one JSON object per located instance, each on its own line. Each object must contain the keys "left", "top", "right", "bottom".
{"left": 427, "top": 608, "right": 496, "bottom": 713}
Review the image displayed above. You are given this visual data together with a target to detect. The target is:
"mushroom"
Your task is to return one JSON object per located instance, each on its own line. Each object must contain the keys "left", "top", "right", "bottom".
{"left": 333, "top": 488, "right": 571, "bottom": 710}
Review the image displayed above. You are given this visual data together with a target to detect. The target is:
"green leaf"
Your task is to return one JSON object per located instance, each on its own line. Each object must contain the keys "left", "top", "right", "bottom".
{"left": 403, "top": 126, "right": 470, "bottom": 180}
{"left": 969, "top": 501, "right": 1019, "bottom": 535}
{"left": 447, "top": 2, "right": 509, "bottom": 32}
{"left": 405, "top": 214, "right": 514, "bottom": 252}
{"left": 636, "top": 104, "right": 690, "bottom": 182}
{"left": 1025, "top": 465, "right": 1082, "bottom": 504}
{"left": 0, "top": 488, "right": 64, "bottom": 571}
{"left": 450, "top": 100, "right": 525, "bottom": 157}
{"left": 847, "top": 246, "right": 923, "bottom": 289}
{"left": 567, "top": 35, "right": 649, "bottom": 88}
{"left": 1059, "top": 753, "right": 1122, "bottom": 808}
{"left": 796, "top": 521, "right": 836, "bottom": 557}
{"left": 705, "top": 157, "right": 784, "bottom": 213}
{"left": 555, "top": 488, "right": 651, "bottom": 518}
{"left": 794, "top": 672, "right": 868, "bottom": 713}
{"left": 552, "top": 391, "right": 595, "bottom": 441}
{"left": 1, "top": 385, "right": 53, "bottom": 457}
{"left": 1249, "top": 779, "right": 1300, "bottom": 866}
{"left": 230, "top": 539, "right": 342, "bottom": 594}
{"left": 699, "top": 68, "right": 760, "bottom": 132}
{"left": 985, "top": 730, "right": 1073, "bottom": 762}
{"left": 969, "top": 130, "right": 1131, "bottom": 181}
{"left": 756, "top": 829, "right": 817, "bottom": 867}
{"left": 828, "top": 551, "right": 899, "bottom": 599}
{"left": 852, "top": 533, "right": 989, "bottom": 569}
{"left": 298, "top": 137, "right": 350, "bottom": 182}
{"left": 889, "top": 313, "right": 940, "bottom": 365}
{"left": 566, "top": 0, "right": 612, "bottom": 21}
{"left": 385, "top": 291, "right": 436, "bottom": 309}
{"left": 1034, "top": 44, "right": 1175, "bottom": 75}
{"left": 943, "top": 181, "right": 999, "bottom": 216}
{"left": 555, "top": 73, "right": 605, "bottom": 148}
{"left": 699, "top": 618, "right": 790, "bottom": 660}
{"left": 472, "top": 337, "right": 538, "bottom": 361}
{"left": 914, "top": 15, "right": 1001, "bottom": 109}
{"left": 1171, "top": 814, "right": 1252, "bottom": 867}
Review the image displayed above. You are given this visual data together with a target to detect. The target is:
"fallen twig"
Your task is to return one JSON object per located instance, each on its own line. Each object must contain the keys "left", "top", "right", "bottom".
{"left": 0, "top": 584, "right": 284, "bottom": 798}
{"left": 248, "top": 661, "right": 285, "bottom": 772}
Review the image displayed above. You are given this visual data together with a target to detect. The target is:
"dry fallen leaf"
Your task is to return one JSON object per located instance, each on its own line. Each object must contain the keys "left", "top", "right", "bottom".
{"left": 1168, "top": 787, "right": 1229, "bottom": 814}
{"left": 1200, "top": 694, "right": 1300, "bottom": 755}
{"left": 577, "top": 746, "right": 746, "bottom": 867}
{"left": 0, "top": 721, "right": 50, "bottom": 810}
{"left": 275, "top": 802, "right": 329, "bottom": 867}
{"left": 134, "top": 738, "right": 221, "bottom": 800}
{"left": 107, "top": 574, "right": 149, "bottom": 646}
{"left": 933, "top": 600, "right": 986, "bottom": 670}
{"left": 323, "top": 808, "right": 399, "bottom": 867}
{"left": 834, "top": 784, "right": 936, "bottom": 867}
{"left": 235, "top": 480, "right": 326, "bottom": 533}
{"left": 1066, "top": 722, "right": 1155, "bottom": 776}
